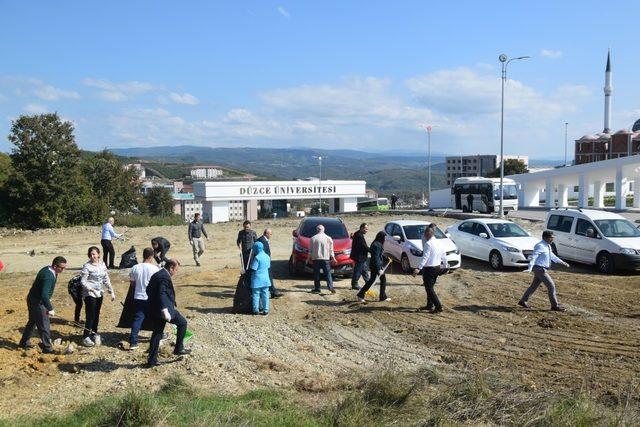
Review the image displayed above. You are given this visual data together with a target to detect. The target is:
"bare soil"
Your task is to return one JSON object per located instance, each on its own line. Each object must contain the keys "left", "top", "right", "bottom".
{"left": 0, "top": 214, "right": 639, "bottom": 417}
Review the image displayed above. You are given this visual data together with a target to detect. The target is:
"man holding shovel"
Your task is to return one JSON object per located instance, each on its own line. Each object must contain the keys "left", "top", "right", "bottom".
{"left": 356, "top": 231, "right": 392, "bottom": 302}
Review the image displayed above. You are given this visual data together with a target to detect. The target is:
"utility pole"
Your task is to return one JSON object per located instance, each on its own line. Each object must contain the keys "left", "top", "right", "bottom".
{"left": 564, "top": 122, "right": 569, "bottom": 166}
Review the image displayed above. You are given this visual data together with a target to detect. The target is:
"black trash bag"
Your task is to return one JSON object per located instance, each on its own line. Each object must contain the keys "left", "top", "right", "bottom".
{"left": 119, "top": 246, "right": 138, "bottom": 269}
{"left": 232, "top": 272, "right": 253, "bottom": 314}
{"left": 67, "top": 275, "right": 82, "bottom": 300}
{"left": 117, "top": 281, "right": 154, "bottom": 331}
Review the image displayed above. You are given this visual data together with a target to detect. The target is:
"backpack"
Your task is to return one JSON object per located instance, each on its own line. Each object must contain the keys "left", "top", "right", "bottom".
{"left": 119, "top": 246, "right": 138, "bottom": 269}
{"left": 67, "top": 275, "right": 82, "bottom": 300}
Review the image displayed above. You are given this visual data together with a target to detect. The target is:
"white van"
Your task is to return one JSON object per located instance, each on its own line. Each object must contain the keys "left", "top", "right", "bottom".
{"left": 544, "top": 208, "right": 640, "bottom": 274}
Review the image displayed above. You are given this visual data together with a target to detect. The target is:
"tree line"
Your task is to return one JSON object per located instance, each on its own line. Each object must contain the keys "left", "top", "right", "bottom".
{"left": 0, "top": 114, "right": 176, "bottom": 229}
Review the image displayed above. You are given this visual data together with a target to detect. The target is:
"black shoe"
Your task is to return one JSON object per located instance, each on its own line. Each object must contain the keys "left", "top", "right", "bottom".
{"left": 271, "top": 292, "right": 283, "bottom": 298}
{"left": 19, "top": 341, "right": 35, "bottom": 349}
{"left": 42, "top": 347, "right": 55, "bottom": 354}
{"left": 144, "top": 361, "right": 161, "bottom": 368}
{"left": 430, "top": 307, "right": 443, "bottom": 314}
{"left": 551, "top": 306, "right": 566, "bottom": 312}
{"left": 330, "top": 289, "right": 337, "bottom": 294}
{"left": 517, "top": 301, "right": 530, "bottom": 309}
{"left": 351, "top": 285, "right": 361, "bottom": 290}
{"left": 311, "top": 289, "right": 321, "bottom": 294}
{"left": 173, "top": 349, "right": 191, "bottom": 356}
{"left": 417, "top": 306, "right": 434, "bottom": 312}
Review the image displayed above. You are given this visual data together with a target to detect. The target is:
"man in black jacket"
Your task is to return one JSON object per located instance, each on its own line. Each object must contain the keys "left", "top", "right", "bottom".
{"left": 145, "top": 259, "right": 189, "bottom": 367}
{"left": 237, "top": 220, "right": 257, "bottom": 270}
{"left": 350, "top": 223, "right": 370, "bottom": 290}
{"left": 151, "top": 237, "right": 171, "bottom": 266}
{"left": 257, "top": 228, "right": 282, "bottom": 298}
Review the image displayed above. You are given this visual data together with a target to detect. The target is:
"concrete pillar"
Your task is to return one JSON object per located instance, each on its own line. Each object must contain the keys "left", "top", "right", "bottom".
{"left": 615, "top": 167, "right": 625, "bottom": 210}
{"left": 593, "top": 180, "right": 605, "bottom": 208}
{"left": 522, "top": 184, "right": 540, "bottom": 207}
{"left": 328, "top": 198, "right": 336, "bottom": 214}
{"left": 339, "top": 197, "right": 358, "bottom": 212}
{"left": 578, "top": 174, "right": 589, "bottom": 208}
{"left": 634, "top": 172, "right": 640, "bottom": 209}
{"left": 557, "top": 184, "right": 569, "bottom": 207}
{"left": 545, "top": 178, "right": 554, "bottom": 208}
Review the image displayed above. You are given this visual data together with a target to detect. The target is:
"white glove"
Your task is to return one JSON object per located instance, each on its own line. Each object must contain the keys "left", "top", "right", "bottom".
{"left": 379, "top": 270, "right": 384, "bottom": 276}
{"left": 161, "top": 308, "right": 171, "bottom": 322}
{"left": 563, "top": 261, "right": 570, "bottom": 268}
{"left": 110, "top": 292, "right": 116, "bottom": 301}
{"left": 47, "top": 310, "right": 55, "bottom": 317}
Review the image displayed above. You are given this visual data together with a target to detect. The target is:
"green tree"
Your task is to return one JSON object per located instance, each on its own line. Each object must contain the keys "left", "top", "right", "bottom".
{"left": 145, "top": 187, "right": 175, "bottom": 217}
{"left": 0, "top": 152, "right": 13, "bottom": 226}
{"left": 81, "top": 150, "right": 144, "bottom": 216}
{"left": 486, "top": 159, "right": 529, "bottom": 178}
{"left": 4, "top": 113, "right": 100, "bottom": 229}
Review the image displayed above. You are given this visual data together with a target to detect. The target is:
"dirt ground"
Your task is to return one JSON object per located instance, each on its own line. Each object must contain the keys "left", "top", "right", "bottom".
{"left": 0, "top": 213, "right": 639, "bottom": 417}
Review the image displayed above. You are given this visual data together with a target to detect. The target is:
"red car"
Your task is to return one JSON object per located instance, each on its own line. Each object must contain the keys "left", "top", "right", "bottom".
{"left": 288, "top": 217, "right": 354, "bottom": 277}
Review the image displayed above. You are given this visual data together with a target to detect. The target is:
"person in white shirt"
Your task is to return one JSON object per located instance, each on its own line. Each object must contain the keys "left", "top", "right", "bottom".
{"left": 307, "top": 225, "right": 336, "bottom": 294}
{"left": 80, "top": 246, "right": 115, "bottom": 347}
{"left": 128, "top": 247, "right": 160, "bottom": 349}
{"left": 101, "top": 217, "right": 123, "bottom": 269}
{"left": 412, "top": 224, "right": 448, "bottom": 313}
{"left": 519, "top": 230, "right": 569, "bottom": 312}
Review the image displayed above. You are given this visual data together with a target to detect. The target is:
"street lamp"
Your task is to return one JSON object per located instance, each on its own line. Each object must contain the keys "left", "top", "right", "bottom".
{"left": 313, "top": 155, "right": 323, "bottom": 215}
{"left": 499, "top": 53, "right": 530, "bottom": 218}
{"left": 420, "top": 124, "right": 433, "bottom": 206}
{"left": 564, "top": 122, "right": 569, "bottom": 167}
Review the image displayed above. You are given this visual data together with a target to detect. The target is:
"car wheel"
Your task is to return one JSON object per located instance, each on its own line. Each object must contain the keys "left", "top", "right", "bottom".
{"left": 596, "top": 252, "right": 614, "bottom": 274}
{"left": 401, "top": 253, "right": 412, "bottom": 273}
{"left": 489, "top": 250, "right": 503, "bottom": 270}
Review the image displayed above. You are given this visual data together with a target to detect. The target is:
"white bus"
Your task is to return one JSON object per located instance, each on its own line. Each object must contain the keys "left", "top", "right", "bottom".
{"left": 452, "top": 177, "right": 519, "bottom": 214}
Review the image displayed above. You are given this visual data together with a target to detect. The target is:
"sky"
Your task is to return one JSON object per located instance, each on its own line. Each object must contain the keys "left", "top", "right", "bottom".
{"left": 1, "top": 0, "right": 639, "bottom": 159}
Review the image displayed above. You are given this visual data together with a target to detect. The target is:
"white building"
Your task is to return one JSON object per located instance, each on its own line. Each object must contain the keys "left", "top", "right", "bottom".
{"left": 194, "top": 180, "right": 366, "bottom": 223}
{"left": 172, "top": 192, "right": 203, "bottom": 221}
{"left": 190, "top": 166, "right": 224, "bottom": 180}
{"left": 125, "top": 163, "right": 146, "bottom": 179}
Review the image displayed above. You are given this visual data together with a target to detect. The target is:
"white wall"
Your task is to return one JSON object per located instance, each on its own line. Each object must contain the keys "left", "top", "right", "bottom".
{"left": 339, "top": 197, "right": 358, "bottom": 212}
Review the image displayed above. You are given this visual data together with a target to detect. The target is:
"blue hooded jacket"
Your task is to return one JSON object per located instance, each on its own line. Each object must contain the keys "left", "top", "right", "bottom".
{"left": 249, "top": 241, "right": 271, "bottom": 289}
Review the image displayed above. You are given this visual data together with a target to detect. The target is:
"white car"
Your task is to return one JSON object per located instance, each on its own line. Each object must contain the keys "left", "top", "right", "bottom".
{"left": 382, "top": 220, "right": 461, "bottom": 272}
{"left": 544, "top": 208, "right": 640, "bottom": 274}
{"left": 446, "top": 218, "right": 538, "bottom": 270}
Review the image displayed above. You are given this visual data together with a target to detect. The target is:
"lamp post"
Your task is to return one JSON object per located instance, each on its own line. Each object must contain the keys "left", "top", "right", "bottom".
{"left": 564, "top": 122, "right": 569, "bottom": 167}
{"left": 313, "top": 155, "right": 323, "bottom": 215}
{"left": 499, "top": 53, "right": 530, "bottom": 218}
{"left": 420, "top": 124, "right": 433, "bottom": 206}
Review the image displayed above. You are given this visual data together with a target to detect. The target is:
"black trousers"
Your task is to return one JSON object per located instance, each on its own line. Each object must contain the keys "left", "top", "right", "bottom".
{"left": 422, "top": 267, "right": 442, "bottom": 310}
{"left": 72, "top": 295, "right": 83, "bottom": 323}
{"left": 20, "top": 299, "right": 52, "bottom": 349}
{"left": 83, "top": 296, "right": 103, "bottom": 338}
{"left": 101, "top": 239, "right": 115, "bottom": 268}
{"left": 357, "top": 271, "right": 387, "bottom": 300}
{"left": 148, "top": 310, "right": 187, "bottom": 365}
{"left": 268, "top": 268, "right": 280, "bottom": 296}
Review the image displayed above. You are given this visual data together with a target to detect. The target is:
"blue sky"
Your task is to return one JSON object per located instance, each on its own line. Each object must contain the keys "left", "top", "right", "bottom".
{"left": 1, "top": 0, "right": 639, "bottom": 158}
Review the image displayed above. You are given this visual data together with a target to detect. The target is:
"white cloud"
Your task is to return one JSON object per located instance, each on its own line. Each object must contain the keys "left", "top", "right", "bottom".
{"left": 277, "top": 6, "right": 290, "bottom": 18}
{"left": 169, "top": 92, "right": 199, "bottom": 105}
{"left": 82, "top": 78, "right": 155, "bottom": 102}
{"left": 540, "top": 49, "right": 563, "bottom": 59}
{"left": 23, "top": 103, "right": 49, "bottom": 114}
{"left": 34, "top": 84, "right": 80, "bottom": 101}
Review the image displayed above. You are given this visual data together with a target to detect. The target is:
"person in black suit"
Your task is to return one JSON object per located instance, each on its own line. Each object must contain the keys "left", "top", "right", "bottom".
{"left": 145, "top": 259, "right": 189, "bottom": 367}
{"left": 350, "top": 223, "right": 370, "bottom": 290}
{"left": 257, "top": 229, "right": 283, "bottom": 298}
{"left": 151, "top": 237, "right": 171, "bottom": 266}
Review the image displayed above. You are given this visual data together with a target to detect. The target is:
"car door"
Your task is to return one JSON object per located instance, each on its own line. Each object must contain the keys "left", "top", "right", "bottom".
{"left": 386, "top": 223, "right": 403, "bottom": 260}
{"left": 454, "top": 221, "right": 477, "bottom": 258}
{"left": 546, "top": 214, "right": 576, "bottom": 260}
{"left": 472, "top": 223, "right": 492, "bottom": 260}
{"left": 383, "top": 223, "right": 397, "bottom": 258}
{"left": 573, "top": 218, "right": 600, "bottom": 263}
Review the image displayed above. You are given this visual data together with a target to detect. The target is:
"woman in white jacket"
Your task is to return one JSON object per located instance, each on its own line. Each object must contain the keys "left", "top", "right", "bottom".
{"left": 80, "top": 246, "right": 115, "bottom": 347}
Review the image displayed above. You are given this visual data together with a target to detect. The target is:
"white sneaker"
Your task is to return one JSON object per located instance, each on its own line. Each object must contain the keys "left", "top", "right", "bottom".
{"left": 381, "top": 297, "right": 392, "bottom": 302}
{"left": 129, "top": 344, "right": 139, "bottom": 350}
{"left": 82, "top": 337, "right": 95, "bottom": 347}
{"left": 93, "top": 334, "right": 102, "bottom": 346}
{"left": 357, "top": 296, "right": 366, "bottom": 303}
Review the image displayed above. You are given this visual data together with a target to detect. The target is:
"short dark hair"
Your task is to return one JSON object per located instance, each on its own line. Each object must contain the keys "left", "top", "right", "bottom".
{"left": 243, "top": 220, "right": 251, "bottom": 226}
{"left": 164, "top": 259, "right": 181, "bottom": 270}
{"left": 142, "top": 247, "right": 154, "bottom": 260}
{"left": 542, "top": 230, "right": 554, "bottom": 239}
{"left": 194, "top": 212, "right": 200, "bottom": 217}
{"left": 87, "top": 246, "right": 100, "bottom": 258}
{"left": 428, "top": 223, "right": 436, "bottom": 229}
{"left": 52, "top": 256, "right": 67, "bottom": 267}
{"left": 360, "top": 222, "right": 367, "bottom": 229}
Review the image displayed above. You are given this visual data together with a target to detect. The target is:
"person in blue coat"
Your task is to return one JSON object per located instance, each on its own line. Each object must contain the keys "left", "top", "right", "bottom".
{"left": 249, "top": 241, "right": 271, "bottom": 315}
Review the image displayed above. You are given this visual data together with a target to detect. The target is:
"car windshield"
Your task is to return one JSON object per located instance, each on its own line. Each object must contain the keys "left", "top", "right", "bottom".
{"left": 403, "top": 225, "right": 446, "bottom": 240}
{"left": 300, "top": 221, "right": 349, "bottom": 239}
{"left": 493, "top": 184, "right": 518, "bottom": 200}
{"left": 594, "top": 219, "right": 640, "bottom": 238}
{"left": 487, "top": 222, "right": 529, "bottom": 237}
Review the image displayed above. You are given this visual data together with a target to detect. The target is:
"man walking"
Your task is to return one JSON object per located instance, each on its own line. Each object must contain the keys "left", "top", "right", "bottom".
{"left": 307, "top": 224, "right": 335, "bottom": 294}
{"left": 349, "top": 223, "right": 370, "bottom": 290}
{"left": 237, "top": 220, "right": 257, "bottom": 270}
{"left": 257, "top": 228, "right": 283, "bottom": 298}
{"left": 390, "top": 194, "right": 398, "bottom": 210}
{"left": 101, "top": 217, "right": 123, "bottom": 269}
{"left": 413, "top": 224, "right": 448, "bottom": 313}
{"left": 151, "top": 237, "right": 171, "bottom": 266}
{"left": 19, "top": 256, "right": 67, "bottom": 353}
{"left": 188, "top": 213, "right": 209, "bottom": 267}
{"left": 519, "top": 230, "right": 569, "bottom": 312}
{"left": 128, "top": 247, "right": 159, "bottom": 350}
{"left": 145, "top": 259, "right": 189, "bottom": 367}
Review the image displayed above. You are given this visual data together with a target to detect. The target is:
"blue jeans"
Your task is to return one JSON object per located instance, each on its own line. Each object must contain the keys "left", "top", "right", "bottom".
{"left": 130, "top": 299, "right": 148, "bottom": 345}
{"left": 251, "top": 286, "right": 270, "bottom": 314}
{"left": 313, "top": 260, "right": 334, "bottom": 291}
{"left": 351, "top": 259, "right": 370, "bottom": 288}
